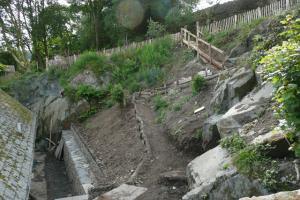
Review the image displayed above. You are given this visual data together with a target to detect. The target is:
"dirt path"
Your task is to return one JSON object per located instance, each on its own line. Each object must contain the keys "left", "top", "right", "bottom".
{"left": 135, "top": 100, "right": 193, "bottom": 200}
{"left": 45, "top": 153, "right": 76, "bottom": 200}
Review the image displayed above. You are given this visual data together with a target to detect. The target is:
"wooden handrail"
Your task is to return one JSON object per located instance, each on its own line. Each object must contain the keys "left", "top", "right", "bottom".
{"left": 181, "top": 27, "right": 226, "bottom": 69}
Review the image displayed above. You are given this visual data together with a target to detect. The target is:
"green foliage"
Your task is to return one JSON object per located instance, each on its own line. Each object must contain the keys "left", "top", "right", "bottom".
{"left": 154, "top": 95, "right": 169, "bottom": 111}
{"left": 110, "top": 84, "right": 124, "bottom": 105}
{"left": 146, "top": 19, "right": 166, "bottom": 39}
{"left": 75, "top": 85, "right": 106, "bottom": 108}
{"left": 79, "top": 107, "right": 98, "bottom": 122}
{"left": 220, "top": 135, "right": 288, "bottom": 191}
{"left": 192, "top": 75, "right": 206, "bottom": 94}
{"left": 204, "top": 19, "right": 264, "bottom": 52}
{"left": 0, "top": 63, "right": 6, "bottom": 75}
{"left": 165, "top": 6, "right": 194, "bottom": 32}
{"left": 194, "top": 129, "right": 203, "bottom": 140}
{"left": 153, "top": 95, "right": 169, "bottom": 123}
{"left": 220, "top": 134, "right": 246, "bottom": 153}
{"left": 137, "top": 37, "right": 173, "bottom": 69}
{"left": 259, "top": 15, "right": 300, "bottom": 156}
{"left": 69, "top": 52, "right": 107, "bottom": 78}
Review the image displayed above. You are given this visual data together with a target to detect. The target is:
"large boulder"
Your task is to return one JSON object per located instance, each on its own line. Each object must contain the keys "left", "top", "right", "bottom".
{"left": 210, "top": 67, "right": 257, "bottom": 114}
{"left": 185, "top": 146, "right": 235, "bottom": 190}
{"left": 252, "top": 128, "right": 291, "bottom": 158}
{"left": 202, "top": 115, "right": 222, "bottom": 151}
{"left": 240, "top": 189, "right": 300, "bottom": 200}
{"left": 183, "top": 146, "right": 268, "bottom": 200}
{"left": 217, "top": 83, "right": 274, "bottom": 138}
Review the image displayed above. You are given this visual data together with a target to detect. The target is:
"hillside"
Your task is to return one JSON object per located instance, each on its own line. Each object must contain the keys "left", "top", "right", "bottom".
{"left": 0, "top": 1, "right": 300, "bottom": 200}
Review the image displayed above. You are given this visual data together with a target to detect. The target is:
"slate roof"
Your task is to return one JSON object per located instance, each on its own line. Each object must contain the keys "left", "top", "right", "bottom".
{"left": 0, "top": 89, "right": 36, "bottom": 200}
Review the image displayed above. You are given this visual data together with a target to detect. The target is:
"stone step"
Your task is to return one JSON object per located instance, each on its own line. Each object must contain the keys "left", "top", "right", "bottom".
{"left": 94, "top": 184, "right": 147, "bottom": 200}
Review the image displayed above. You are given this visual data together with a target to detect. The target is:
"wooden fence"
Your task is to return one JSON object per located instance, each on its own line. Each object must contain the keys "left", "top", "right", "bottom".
{"left": 181, "top": 28, "right": 226, "bottom": 69}
{"left": 46, "top": 33, "right": 181, "bottom": 70}
{"left": 197, "top": 0, "right": 300, "bottom": 34}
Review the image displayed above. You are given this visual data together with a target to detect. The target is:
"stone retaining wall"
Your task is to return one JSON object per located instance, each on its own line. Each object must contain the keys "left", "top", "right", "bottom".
{"left": 62, "top": 130, "right": 94, "bottom": 195}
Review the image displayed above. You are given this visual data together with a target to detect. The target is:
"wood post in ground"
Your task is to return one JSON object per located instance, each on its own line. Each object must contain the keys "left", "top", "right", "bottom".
{"left": 286, "top": 0, "right": 290, "bottom": 9}
{"left": 209, "top": 44, "right": 212, "bottom": 64}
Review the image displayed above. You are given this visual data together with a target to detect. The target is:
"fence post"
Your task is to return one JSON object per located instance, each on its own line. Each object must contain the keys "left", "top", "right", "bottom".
{"left": 234, "top": 14, "right": 238, "bottom": 28}
{"left": 286, "top": 0, "right": 290, "bottom": 9}
{"left": 258, "top": 7, "right": 262, "bottom": 18}
{"left": 196, "top": 21, "right": 200, "bottom": 38}
{"left": 209, "top": 44, "right": 212, "bottom": 64}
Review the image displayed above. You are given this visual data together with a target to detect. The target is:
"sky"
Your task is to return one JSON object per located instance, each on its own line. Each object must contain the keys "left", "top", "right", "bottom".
{"left": 194, "top": 0, "right": 235, "bottom": 11}
{"left": 57, "top": 0, "right": 235, "bottom": 10}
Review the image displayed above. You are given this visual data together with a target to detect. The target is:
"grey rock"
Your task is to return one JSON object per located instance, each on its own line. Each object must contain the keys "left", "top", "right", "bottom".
{"left": 210, "top": 67, "right": 257, "bottom": 114}
{"left": 159, "top": 170, "right": 187, "bottom": 186}
{"left": 71, "top": 70, "right": 99, "bottom": 88}
{"left": 202, "top": 115, "right": 222, "bottom": 151}
{"left": 217, "top": 83, "right": 274, "bottom": 138}
{"left": 252, "top": 128, "right": 291, "bottom": 158}
{"left": 185, "top": 146, "right": 235, "bottom": 190}
{"left": 240, "top": 189, "right": 300, "bottom": 200}
{"left": 96, "top": 184, "right": 147, "bottom": 200}
{"left": 183, "top": 146, "right": 267, "bottom": 200}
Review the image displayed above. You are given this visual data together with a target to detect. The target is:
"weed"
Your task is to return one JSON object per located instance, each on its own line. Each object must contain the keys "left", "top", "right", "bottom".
{"left": 194, "top": 129, "right": 203, "bottom": 140}
{"left": 192, "top": 75, "right": 206, "bottom": 95}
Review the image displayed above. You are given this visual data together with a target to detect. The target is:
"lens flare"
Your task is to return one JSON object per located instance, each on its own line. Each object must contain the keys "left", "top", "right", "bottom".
{"left": 116, "top": 0, "right": 145, "bottom": 30}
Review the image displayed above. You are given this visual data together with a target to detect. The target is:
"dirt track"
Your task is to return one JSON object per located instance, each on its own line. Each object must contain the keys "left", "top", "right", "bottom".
{"left": 135, "top": 100, "right": 192, "bottom": 200}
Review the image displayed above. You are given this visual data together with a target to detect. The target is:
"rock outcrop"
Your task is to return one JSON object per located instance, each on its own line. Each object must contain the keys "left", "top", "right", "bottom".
{"left": 71, "top": 70, "right": 99, "bottom": 88}
{"left": 240, "top": 189, "right": 300, "bottom": 200}
{"left": 183, "top": 146, "right": 268, "bottom": 200}
{"left": 217, "top": 82, "right": 274, "bottom": 138}
{"left": 210, "top": 67, "right": 257, "bottom": 114}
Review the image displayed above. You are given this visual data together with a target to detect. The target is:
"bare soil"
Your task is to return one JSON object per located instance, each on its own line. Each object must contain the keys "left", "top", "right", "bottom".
{"left": 78, "top": 104, "right": 145, "bottom": 185}
{"left": 134, "top": 101, "right": 193, "bottom": 200}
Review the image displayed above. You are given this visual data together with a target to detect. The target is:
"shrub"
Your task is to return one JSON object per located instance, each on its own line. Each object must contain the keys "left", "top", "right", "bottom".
{"left": 68, "top": 51, "right": 106, "bottom": 78}
{"left": 192, "top": 75, "right": 206, "bottom": 94}
{"left": 259, "top": 15, "right": 300, "bottom": 156}
{"left": 220, "top": 135, "right": 281, "bottom": 190}
{"left": 153, "top": 95, "right": 168, "bottom": 111}
{"left": 75, "top": 85, "right": 103, "bottom": 109}
{"left": 137, "top": 67, "right": 165, "bottom": 87}
{"left": 0, "top": 63, "right": 6, "bottom": 75}
{"left": 110, "top": 84, "right": 124, "bottom": 105}
{"left": 146, "top": 19, "right": 166, "bottom": 39}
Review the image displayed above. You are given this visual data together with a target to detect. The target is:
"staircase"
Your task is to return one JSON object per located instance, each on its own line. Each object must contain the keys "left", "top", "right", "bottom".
{"left": 181, "top": 27, "right": 227, "bottom": 69}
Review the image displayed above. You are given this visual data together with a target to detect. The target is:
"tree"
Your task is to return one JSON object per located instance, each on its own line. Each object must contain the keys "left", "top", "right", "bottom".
{"left": 146, "top": 18, "right": 166, "bottom": 38}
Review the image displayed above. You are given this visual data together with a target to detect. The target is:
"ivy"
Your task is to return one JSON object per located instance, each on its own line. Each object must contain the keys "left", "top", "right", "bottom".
{"left": 259, "top": 15, "right": 300, "bottom": 156}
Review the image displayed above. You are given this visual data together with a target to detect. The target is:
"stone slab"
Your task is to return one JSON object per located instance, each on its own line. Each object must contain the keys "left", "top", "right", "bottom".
{"left": 97, "top": 184, "right": 147, "bottom": 200}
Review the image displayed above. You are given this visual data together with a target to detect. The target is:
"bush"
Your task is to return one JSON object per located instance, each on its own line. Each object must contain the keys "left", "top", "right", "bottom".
{"left": 0, "top": 63, "right": 6, "bottom": 75}
{"left": 68, "top": 51, "right": 106, "bottom": 78}
{"left": 76, "top": 85, "right": 104, "bottom": 108}
{"left": 110, "top": 84, "right": 124, "bottom": 105}
{"left": 153, "top": 95, "right": 168, "bottom": 111}
{"left": 165, "top": 6, "right": 194, "bottom": 32}
{"left": 192, "top": 75, "right": 206, "bottom": 94}
{"left": 220, "top": 135, "right": 281, "bottom": 191}
{"left": 146, "top": 19, "right": 166, "bottom": 39}
{"left": 137, "top": 67, "right": 165, "bottom": 87}
{"left": 259, "top": 15, "right": 300, "bottom": 156}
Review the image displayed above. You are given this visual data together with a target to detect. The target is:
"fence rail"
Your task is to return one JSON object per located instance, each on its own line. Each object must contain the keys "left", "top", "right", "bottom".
{"left": 181, "top": 28, "right": 226, "bottom": 69}
{"left": 197, "top": 0, "right": 300, "bottom": 34}
{"left": 46, "top": 33, "right": 181, "bottom": 70}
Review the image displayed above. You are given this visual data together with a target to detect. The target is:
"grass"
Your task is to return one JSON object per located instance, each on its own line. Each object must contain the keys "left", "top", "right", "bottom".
{"left": 153, "top": 95, "right": 169, "bottom": 123}
{"left": 203, "top": 18, "right": 265, "bottom": 52}
{"left": 219, "top": 134, "right": 293, "bottom": 191}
